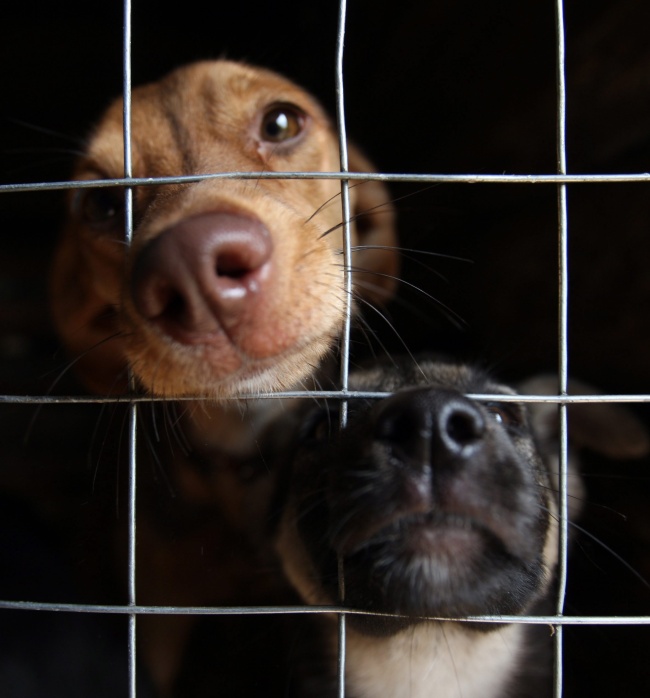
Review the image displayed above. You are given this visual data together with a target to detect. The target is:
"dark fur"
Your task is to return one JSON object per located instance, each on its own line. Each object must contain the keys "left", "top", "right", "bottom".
{"left": 275, "top": 356, "right": 561, "bottom": 697}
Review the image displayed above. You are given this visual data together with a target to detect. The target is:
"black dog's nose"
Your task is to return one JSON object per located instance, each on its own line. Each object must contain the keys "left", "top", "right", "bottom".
{"left": 373, "top": 388, "right": 486, "bottom": 465}
{"left": 437, "top": 397, "right": 486, "bottom": 455}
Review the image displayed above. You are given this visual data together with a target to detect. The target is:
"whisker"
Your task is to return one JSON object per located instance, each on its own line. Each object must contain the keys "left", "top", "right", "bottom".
{"left": 542, "top": 504, "right": 650, "bottom": 590}
{"left": 351, "top": 244, "right": 473, "bottom": 264}
{"left": 24, "top": 330, "right": 128, "bottom": 445}
{"left": 317, "top": 181, "right": 448, "bottom": 238}
{"left": 136, "top": 403, "right": 177, "bottom": 497}
{"left": 342, "top": 264, "right": 467, "bottom": 330}
{"left": 89, "top": 394, "right": 136, "bottom": 496}
{"left": 352, "top": 313, "right": 400, "bottom": 369}
{"left": 5, "top": 116, "right": 85, "bottom": 146}
{"left": 353, "top": 296, "right": 426, "bottom": 380}
{"left": 41, "top": 329, "right": 126, "bottom": 388}
{"left": 305, "top": 180, "right": 366, "bottom": 223}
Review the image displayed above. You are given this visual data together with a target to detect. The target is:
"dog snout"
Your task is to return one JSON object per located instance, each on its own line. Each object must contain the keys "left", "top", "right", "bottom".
{"left": 374, "top": 388, "right": 486, "bottom": 466}
{"left": 131, "top": 212, "right": 273, "bottom": 341}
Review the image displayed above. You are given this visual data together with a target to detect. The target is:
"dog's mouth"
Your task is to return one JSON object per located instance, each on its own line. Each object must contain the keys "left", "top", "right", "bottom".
{"left": 337, "top": 508, "right": 493, "bottom": 562}
{"left": 336, "top": 508, "right": 535, "bottom": 621}
{"left": 323, "top": 490, "right": 553, "bottom": 626}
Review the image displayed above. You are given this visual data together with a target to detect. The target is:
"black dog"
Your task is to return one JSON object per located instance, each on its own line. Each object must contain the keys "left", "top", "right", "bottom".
{"left": 275, "top": 357, "right": 569, "bottom": 698}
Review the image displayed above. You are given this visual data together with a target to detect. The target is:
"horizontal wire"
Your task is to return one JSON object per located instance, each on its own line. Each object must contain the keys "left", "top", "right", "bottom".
{"left": 1, "top": 599, "right": 649, "bottom": 625}
{"left": 2, "top": 392, "right": 650, "bottom": 405}
{"left": 2, "top": 171, "right": 650, "bottom": 194}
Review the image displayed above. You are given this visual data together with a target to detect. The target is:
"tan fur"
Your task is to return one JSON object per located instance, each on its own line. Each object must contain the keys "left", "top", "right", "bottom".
{"left": 50, "top": 60, "right": 397, "bottom": 398}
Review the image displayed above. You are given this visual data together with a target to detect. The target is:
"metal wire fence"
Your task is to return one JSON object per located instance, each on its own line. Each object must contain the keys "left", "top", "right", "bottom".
{"left": 1, "top": 0, "right": 650, "bottom": 697}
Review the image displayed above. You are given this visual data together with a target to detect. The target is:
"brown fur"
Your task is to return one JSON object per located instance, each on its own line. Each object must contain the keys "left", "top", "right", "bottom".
{"left": 50, "top": 59, "right": 397, "bottom": 399}
{"left": 48, "top": 60, "right": 398, "bottom": 695}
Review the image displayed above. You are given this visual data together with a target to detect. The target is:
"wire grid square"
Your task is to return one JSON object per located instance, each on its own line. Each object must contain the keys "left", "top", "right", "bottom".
{"left": 1, "top": 0, "right": 650, "bottom": 696}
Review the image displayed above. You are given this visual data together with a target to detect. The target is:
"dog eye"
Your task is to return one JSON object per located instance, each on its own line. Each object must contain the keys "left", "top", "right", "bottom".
{"left": 260, "top": 104, "right": 305, "bottom": 143}
{"left": 485, "top": 402, "right": 523, "bottom": 428}
{"left": 73, "top": 187, "right": 125, "bottom": 232}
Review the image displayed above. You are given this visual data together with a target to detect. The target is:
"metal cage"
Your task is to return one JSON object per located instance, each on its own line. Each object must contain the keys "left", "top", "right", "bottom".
{"left": 1, "top": 1, "right": 649, "bottom": 696}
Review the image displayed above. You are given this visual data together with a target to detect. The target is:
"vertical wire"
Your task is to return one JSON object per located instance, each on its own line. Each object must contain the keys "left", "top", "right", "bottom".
{"left": 335, "top": 0, "right": 351, "bottom": 696}
{"left": 122, "top": 2, "right": 137, "bottom": 697}
{"left": 336, "top": 0, "right": 353, "bottom": 402}
{"left": 554, "top": 0, "right": 569, "bottom": 696}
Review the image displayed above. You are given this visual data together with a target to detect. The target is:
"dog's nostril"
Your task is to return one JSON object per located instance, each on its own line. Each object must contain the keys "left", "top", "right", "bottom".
{"left": 447, "top": 412, "right": 480, "bottom": 443}
{"left": 215, "top": 253, "right": 250, "bottom": 279}
{"left": 163, "top": 292, "right": 187, "bottom": 323}
{"left": 442, "top": 405, "right": 485, "bottom": 453}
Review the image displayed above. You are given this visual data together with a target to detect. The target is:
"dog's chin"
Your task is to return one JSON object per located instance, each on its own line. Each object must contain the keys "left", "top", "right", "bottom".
{"left": 126, "top": 332, "right": 333, "bottom": 398}
{"left": 339, "top": 513, "right": 539, "bottom": 630}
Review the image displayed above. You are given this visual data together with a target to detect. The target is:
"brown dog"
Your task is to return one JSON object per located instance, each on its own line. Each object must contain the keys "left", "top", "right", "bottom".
{"left": 50, "top": 59, "right": 397, "bottom": 401}
{"left": 47, "top": 60, "right": 398, "bottom": 694}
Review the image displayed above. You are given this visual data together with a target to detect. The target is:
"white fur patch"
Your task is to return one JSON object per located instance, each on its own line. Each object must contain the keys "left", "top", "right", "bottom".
{"left": 345, "top": 621, "right": 526, "bottom": 698}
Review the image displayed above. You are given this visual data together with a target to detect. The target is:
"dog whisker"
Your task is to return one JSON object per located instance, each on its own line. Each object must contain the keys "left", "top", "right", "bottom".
{"left": 351, "top": 313, "right": 400, "bottom": 368}
{"left": 318, "top": 180, "right": 453, "bottom": 240}
{"left": 342, "top": 263, "right": 467, "bottom": 330}
{"left": 41, "top": 329, "right": 126, "bottom": 390}
{"left": 350, "top": 296, "right": 426, "bottom": 379}
{"left": 352, "top": 245, "right": 468, "bottom": 285}
{"left": 22, "top": 330, "right": 129, "bottom": 447}
{"left": 305, "top": 180, "right": 368, "bottom": 223}
{"left": 541, "top": 504, "right": 650, "bottom": 590}
{"left": 351, "top": 244, "right": 472, "bottom": 264}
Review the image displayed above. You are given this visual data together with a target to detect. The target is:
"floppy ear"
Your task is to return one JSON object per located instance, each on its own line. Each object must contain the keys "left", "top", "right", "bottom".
{"left": 518, "top": 375, "right": 650, "bottom": 523}
{"left": 347, "top": 143, "right": 399, "bottom": 305}
{"left": 520, "top": 375, "right": 650, "bottom": 460}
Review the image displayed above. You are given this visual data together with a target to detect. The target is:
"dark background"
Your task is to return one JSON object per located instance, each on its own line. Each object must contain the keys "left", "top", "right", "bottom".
{"left": 1, "top": 1, "right": 649, "bottom": 695}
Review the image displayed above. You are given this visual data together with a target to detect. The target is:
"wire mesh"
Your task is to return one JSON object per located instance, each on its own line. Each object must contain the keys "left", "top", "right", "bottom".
{"left": 1, "top": 0, "right": 649, "bottom": 696}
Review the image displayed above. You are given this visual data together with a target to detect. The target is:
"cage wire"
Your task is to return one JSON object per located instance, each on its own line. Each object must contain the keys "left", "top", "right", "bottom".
{"left": 1, "top": 0, "right": 650, "bottom": 696}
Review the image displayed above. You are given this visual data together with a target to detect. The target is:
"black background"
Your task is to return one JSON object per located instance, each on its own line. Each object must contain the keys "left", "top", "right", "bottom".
{"left": 1, "top": 1, "right": 650, "bottom": 695}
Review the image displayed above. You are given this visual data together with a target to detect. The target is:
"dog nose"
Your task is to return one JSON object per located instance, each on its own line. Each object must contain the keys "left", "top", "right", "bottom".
{"left": 373, "top": 388, "right": 486, "bottom": 465}
{"left": 131, "top": 212, "right": 273, "bottom": 340}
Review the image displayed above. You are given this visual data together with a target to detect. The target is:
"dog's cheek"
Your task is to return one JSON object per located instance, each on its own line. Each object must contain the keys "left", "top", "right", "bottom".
{"left": 240, "top": 207, "right": 345, "bottom": 353}
{"left": 50, "top": 225, "right": 129, "bottom": 391}
{"left": 275, "top": 502, "right": 332, "bottom": 607}
{"left": 507, "top": 437, "right": 559, "bottom": 592}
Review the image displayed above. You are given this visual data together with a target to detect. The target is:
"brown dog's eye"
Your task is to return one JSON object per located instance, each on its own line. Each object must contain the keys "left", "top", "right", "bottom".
{"left": 73, "top": 187, "right": 125, "bottom": 232}
{"left": 260, "top": 104, "right": 305, "bottom": 143}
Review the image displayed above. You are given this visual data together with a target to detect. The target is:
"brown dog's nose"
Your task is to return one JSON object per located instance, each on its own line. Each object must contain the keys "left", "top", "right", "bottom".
{"left": 373, "top": 388, "right": 486, "bottom": 466}
{"left": 131, "top": 212, "right": 273, "bottom": 341}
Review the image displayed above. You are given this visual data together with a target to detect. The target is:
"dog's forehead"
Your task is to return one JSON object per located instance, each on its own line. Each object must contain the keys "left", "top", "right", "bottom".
{"left": 174, "top": 60, "right": 326, "bottom": 113}
{"left": 77, "top": 59, "right": 330, "bottom": 178}
{"left": 140, "top": 60, "right": 330, "bottom": 134}
{"left": 349, "top": 359, "right": 513, "bottom": 396}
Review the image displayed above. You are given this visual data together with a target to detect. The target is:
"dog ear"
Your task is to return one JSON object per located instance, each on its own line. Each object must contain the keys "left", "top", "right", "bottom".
{"left": 520, "top": 375, "right": 650, "bottom": 460}
{"left": 347, "top": 144, "right": 399, "bottom": 305}
{"left": 518, "top": 375, "right": 649, "bottom": 523}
